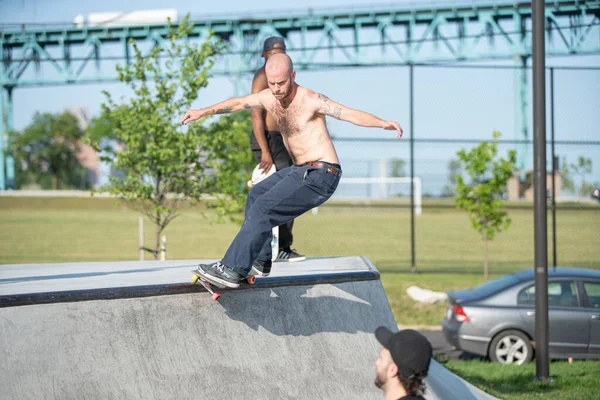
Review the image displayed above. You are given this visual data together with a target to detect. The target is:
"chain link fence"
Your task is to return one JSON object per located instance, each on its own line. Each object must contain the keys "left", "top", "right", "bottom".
{"left": 300, "top": 64, "right": 600, "bottom": 273}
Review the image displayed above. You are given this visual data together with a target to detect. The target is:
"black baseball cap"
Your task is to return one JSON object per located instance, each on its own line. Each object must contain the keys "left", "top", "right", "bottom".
{"left": 263, "top": 36, "right": 286, "bottom": 52}
{"left": 375, "top": 327, "right": 433, "bottom": 380}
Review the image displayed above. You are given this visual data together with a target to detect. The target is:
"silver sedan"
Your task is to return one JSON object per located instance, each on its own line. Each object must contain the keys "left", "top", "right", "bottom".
{"left": 442, "top": 267, "right": 600, "bottom": 364}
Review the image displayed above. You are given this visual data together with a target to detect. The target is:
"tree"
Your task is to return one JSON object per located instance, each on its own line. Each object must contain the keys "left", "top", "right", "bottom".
{"left": 87, "top": 114, "right": 117, "bottom": 146}
{"left": 87, "top": 16, "right": 228, "bottom": 259}
{"left": 10, "top": 111, "right": 88, "bottom": 190}
{"left": 388, "top": 158, "right": 407, "bottom": 197}
{"left": 199, "top": 113, "right": 256, "bottom": 224}
{"left": 455, "top": 131, "right": 517, "bottom": 281}
{"left": 560, "top": 156, "right": 599, "bottom": 198}
{"left": 441, "top": 158, "right": 462, "bottom": 197}
{"left": 390, "top": 158, "right": 406, "bottom": 177}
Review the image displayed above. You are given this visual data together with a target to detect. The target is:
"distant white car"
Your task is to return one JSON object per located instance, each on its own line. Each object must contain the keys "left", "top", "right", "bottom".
{"left": 442, "top": 267, "right": 600, "bottom": 364}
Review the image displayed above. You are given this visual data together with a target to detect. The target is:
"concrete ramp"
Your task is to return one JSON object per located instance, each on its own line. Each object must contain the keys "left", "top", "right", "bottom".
{"left": 0, "top": 256, "right": 496, "bottom": 400}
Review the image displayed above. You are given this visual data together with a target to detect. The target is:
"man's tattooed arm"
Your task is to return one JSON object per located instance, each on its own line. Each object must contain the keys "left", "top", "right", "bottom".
{"left": 319, "top": 103, "right": 342, "bottom": 119}
{"left": 181, "top": 94, "right": 264, "bottom": 125}
{"left": 212, "top": 102, "right": 252, "bottom": 114}
{"left": 318, "top": 93, "right": 330, "bottom": 102}
{"left": 317, "top": 93, "right": 342, "bottom": 118}
{"left": 213, "top": 106, "right": 233, "bottom": 114}
{"left": 212, "top": 102, "right": 252, "bottom": 115}
{"left": 313, "top": 91, "right": 395, "bottom": 131}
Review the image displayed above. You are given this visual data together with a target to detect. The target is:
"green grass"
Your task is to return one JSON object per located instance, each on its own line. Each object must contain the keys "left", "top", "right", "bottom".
{"left": 442, "top": 360, "right": 600, "bottom": 400}
{"left": 380, "top": 272, "right": 502, "bottom": 326}
{"left": 1, "top": 197, "right": 598, "bottom": 271}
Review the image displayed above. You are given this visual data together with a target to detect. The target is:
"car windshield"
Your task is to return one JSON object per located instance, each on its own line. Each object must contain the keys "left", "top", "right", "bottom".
{"left": 470, "top": 274, "right": 521, "bottom": 296}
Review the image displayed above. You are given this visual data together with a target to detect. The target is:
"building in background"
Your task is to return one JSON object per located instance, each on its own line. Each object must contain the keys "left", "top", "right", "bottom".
{"left": 506, "top": 170, "right": 561, "bottom": 201}
{"left": 66, "top": 106, "right": 119, "bottom": 190}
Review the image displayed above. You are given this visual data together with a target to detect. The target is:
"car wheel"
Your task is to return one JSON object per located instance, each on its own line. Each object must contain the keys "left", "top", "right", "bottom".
{"left": 488, "top": 330, "right": 533, "bottom": 365}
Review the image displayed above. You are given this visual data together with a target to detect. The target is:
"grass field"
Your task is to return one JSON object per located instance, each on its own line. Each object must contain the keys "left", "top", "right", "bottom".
{"left": 443, "top": 360, "right": 600, "bottom": 400}
{"left": 1, "top": 197, "right": 598, "bottom": 271}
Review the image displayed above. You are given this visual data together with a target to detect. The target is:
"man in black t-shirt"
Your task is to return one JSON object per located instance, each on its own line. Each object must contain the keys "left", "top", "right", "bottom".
{"left": 374, "top": 327, "right": 433, "bottom": 400}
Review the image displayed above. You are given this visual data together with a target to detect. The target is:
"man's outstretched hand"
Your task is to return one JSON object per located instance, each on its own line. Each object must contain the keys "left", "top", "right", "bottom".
{"left": 180, "top": 110, "right": 204, "bottom": 125}
{"left": 383, "top": 121, "right": 403, "bottom": 139}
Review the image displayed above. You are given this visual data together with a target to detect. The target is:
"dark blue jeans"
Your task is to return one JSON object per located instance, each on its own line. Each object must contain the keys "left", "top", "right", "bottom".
{"left": 221, "top": 162, "right": 342, "bottom": 275}
{"left": 250, "top": 130, "right": 295, "bottom": 249}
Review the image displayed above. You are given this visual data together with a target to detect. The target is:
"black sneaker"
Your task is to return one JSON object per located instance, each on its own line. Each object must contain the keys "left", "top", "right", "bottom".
{"left": 276, "top": 248, "right": 306, "bottom": 262}
{"left": 195, "top": 262, "right": 244, "bottom": 288}
{"left": 250, "top": 259, "right": 272, "bottom": 277}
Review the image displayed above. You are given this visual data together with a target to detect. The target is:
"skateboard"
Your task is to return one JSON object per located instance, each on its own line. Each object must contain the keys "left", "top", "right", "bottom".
{"left": 191, "top": 270, "right": 256, "bottom": 301}
{"left": 247, "top": 163, "right": 279, "bottom": 262}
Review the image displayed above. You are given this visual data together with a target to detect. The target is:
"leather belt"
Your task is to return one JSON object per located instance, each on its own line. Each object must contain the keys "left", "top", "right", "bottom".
{"left": 304, "top": 161, "right": 340, "bottom": 175}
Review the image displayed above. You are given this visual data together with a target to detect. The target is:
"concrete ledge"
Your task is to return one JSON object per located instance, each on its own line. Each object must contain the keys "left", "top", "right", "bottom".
{"left": 0, "top": 256, "right": 379, "bottom": 307}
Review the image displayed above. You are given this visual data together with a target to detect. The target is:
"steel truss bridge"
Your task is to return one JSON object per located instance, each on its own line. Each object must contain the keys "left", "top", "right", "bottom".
{"left": 1, "top": 0, "right": 599, "bottom": 189}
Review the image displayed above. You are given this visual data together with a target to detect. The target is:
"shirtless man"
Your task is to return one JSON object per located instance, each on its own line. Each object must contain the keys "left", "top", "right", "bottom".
{"left": 250, "top": 36, "right": 305, "bottom": 262}
{"left": 180, "top": 53, "right": 403, "bottom": 288}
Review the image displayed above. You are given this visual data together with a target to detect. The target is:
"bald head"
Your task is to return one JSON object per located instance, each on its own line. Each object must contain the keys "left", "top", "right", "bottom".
{"left": 264, "top": 53, "right": 296, "bottom": 100}
{"left": 265, "top": 53, "right": 294, "bottom": 79}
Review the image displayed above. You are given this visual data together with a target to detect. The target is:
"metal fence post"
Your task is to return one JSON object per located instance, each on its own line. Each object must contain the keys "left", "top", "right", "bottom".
{"left": 409, "top": 64, "right": 416, "bottom": 272}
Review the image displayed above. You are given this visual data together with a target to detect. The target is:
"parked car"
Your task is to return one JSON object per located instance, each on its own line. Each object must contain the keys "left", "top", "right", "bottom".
{"left": 442, "top": 267, "right": 600, "bottom": 364}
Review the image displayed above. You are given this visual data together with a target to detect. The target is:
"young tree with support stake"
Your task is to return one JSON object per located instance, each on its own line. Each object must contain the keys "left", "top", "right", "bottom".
{"left": 454, "top": 131, "right": 517, "bottom": 281}
{"left": 87, "top": 16, "right": 252, "bottom": 259}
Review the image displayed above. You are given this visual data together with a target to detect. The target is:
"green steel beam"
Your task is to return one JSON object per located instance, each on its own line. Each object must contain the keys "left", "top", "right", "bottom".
{"left": 0, "top": 88, "right": 4, "bottom": 191}
{"left": 4, "top": 88, "right": 14, "bottom": 189}
{"left": 1, "top": 0, "right": 599, "bottom": 189}
{"left": 0, "top": 0, "right": 598, "bottom": 87}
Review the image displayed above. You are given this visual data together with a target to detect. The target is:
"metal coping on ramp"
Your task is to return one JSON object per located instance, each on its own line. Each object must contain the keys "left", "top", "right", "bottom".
{"left": 0, "top": 256, "right": 379, "bottom": 308}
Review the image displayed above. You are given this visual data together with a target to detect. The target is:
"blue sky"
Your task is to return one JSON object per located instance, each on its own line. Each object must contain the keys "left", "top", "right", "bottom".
{"left": 1, "top": 0, "right": 598, "bottom": 195}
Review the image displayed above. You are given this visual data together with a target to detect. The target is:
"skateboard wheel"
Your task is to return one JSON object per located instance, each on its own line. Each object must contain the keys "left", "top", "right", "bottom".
{"left": 191, "top": 275, "right": 199, "bottom": 284}
{"left": 247, "top": 276, "right": 256, "bottom": 284}
{"left": 212, "top": 293, "right": 221, "bottom": 301}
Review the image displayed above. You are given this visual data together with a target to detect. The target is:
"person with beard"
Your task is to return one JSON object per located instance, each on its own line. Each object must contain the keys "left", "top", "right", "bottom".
{"left": 374, "top": 327, "right": 433, "bottom": 400}
{"left": 180, "top": 53, "right": 403, "bottom": 288}
{"left": 249, "top": 36, "right": 306, "bottom": 263}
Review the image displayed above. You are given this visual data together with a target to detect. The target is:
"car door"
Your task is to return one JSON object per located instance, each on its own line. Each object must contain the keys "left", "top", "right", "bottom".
{"left": 518, "top": 280, "right": 589, "bottom": 357}
{"left": 582, "top": 281, "right": 600, "bottom": 355}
